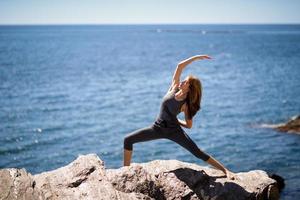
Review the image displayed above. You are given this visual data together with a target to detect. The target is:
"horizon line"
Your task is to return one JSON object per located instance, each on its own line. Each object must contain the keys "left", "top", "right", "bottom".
{"left": 0, "top": 22, "right": 300, "bottom": 26}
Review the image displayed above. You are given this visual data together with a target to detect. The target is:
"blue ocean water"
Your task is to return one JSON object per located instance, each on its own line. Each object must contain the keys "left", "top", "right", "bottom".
{"left": 0, "top": 24, "right": 299, "bottom": 199}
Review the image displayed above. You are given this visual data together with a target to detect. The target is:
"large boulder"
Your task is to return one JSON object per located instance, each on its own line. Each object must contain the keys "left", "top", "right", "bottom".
{"left": 0, "top": 154, "right": 280, "bottom": 200}
{"left": 33, "top": 154, "right": 152, "bottom": 200}
{"left": 0, "top": 168, "right": 40, "bottom": 200}
{"left": 107, "top": 160, "right": 279, "bottom": 200}
{"left": 0, "top": 154, "right": 152, "bottom": 200}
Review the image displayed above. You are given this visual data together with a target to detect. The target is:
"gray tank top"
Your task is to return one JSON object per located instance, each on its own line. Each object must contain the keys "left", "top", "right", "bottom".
{"left": 155, "top": 87, "right": 186, "bottom": 128}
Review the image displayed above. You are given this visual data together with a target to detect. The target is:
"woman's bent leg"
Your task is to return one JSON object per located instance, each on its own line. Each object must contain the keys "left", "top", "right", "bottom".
{"left": 123, "top": 125, "right": 164, "bottom": 166}
{"left": 124, "top": 149, "right": 132, "bottom": 166}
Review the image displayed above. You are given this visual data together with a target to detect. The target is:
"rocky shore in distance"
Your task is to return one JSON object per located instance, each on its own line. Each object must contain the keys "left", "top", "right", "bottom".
{"left": 0, "top": 154, "right": 281, "bottom": 200}
{"left": 261, "top": 115, "right": 300, "bottom": 135}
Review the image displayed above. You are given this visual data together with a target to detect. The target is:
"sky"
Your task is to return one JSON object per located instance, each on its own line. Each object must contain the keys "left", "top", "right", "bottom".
{"left": 0, "top": 0, "right": 299, "bottom": 25}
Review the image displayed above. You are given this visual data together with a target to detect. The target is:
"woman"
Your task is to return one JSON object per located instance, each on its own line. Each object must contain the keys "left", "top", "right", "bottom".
{"left": 123, "top": 55, "right": 236, "bottom": 180}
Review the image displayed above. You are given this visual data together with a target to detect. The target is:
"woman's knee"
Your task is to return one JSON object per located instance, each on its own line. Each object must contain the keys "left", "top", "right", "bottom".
{"left": 124, "top": 135, "right": 133, "bottom": 151}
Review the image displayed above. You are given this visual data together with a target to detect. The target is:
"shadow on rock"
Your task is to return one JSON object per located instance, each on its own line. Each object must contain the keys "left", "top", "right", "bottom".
{"left": 169, "top": 167, "right": 256, "bottom": 200}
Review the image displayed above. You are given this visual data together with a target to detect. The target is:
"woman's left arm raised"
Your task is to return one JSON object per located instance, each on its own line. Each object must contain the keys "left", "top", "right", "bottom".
{"left": 169, "top": 55, "right": 212, "bottom": 92}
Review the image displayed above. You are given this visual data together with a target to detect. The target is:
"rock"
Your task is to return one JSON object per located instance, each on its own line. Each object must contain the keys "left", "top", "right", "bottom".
{"left": 274, "top": 115, "right": 300, "bottom": 134}
{"left": 0, "top": 154, "right": 280, "bottom": 200}
{"left": 107, "top": 160, "right": 280, "bottom": 200}
{"left": 0, "top": 154, "right": 152, "bottom": 200}
{"left": 261, "top": 115, "right": 300, "bottom": 134}
{"left": 33, "top": 154, "right": 151, "bottom": 200}
{"left": 0, "top": 168, "right": 40, "bottom": 200}
{"left": 267, "top": 173, "right": 285, "bottom": 193}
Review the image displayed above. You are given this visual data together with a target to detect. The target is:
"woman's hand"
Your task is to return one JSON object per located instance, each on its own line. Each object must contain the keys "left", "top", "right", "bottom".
{"left": 194, "top": 54, "right": 212, "bottom": 60}
{"left": 178, "top": 54, "right": 212, "bottom": 68}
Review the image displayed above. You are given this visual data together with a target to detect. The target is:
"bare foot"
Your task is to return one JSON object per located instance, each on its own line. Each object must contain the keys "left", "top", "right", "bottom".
{"left": 225, "top": 170, "right": 236, "bottom": 180}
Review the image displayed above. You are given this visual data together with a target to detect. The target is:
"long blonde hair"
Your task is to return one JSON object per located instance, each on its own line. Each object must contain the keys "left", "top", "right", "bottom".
{"left": 186, "top": 75, "right": 202, "bottom": 119}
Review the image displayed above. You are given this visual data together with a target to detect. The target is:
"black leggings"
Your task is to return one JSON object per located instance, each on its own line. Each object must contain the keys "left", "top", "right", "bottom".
{"left": 123, "top": 122, "right": 210, "bottom": 162}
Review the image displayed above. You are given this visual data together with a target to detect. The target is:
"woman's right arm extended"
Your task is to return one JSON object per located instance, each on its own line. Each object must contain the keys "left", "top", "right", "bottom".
{"left": 169, "top": 55, "right": 212, "bottom": 91}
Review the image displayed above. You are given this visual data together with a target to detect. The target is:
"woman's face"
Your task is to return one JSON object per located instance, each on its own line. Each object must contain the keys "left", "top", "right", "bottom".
{"left": 179, "top": 77, "right": 190, "bottom": 91}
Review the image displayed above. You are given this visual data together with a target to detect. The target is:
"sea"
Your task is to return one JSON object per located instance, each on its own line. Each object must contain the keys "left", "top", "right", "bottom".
{"left": 0, "top": 24, "right": 299, "bottom": 199}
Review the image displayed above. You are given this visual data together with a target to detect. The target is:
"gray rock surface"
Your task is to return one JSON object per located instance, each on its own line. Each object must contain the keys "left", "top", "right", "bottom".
{"left": 107, "top": 160, "right": 279, "bottom": 200}
{"left": 0, "top": 168, "right": 40, "bottom": 200}
{"left": 0, "top": 154, "right": 279, "bottom": 200}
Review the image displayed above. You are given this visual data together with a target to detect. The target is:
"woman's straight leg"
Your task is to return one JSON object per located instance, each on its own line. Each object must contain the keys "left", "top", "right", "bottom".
{"left": 167, "top": 130, "right": 210, "bottom": 162}
{"left": 166, "top": 129, "right": 235, "bottom": 179}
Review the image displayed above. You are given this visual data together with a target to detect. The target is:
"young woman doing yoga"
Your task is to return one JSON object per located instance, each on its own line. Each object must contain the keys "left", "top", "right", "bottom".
{"left": 123, "top": 54, "right": 236, "bottom": 180}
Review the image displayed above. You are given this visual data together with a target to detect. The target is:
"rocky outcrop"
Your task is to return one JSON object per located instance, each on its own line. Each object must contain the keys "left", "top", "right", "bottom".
{"left": 0, "top": 168, "right": 41, "bottom": 200}
{"left": 0, "top": 154, "right": 280, "bottom": 200}
{"left": 106, "top": 160, "right": 279, "bottom": 200}
{"left": 261, "top": 115, "right": 300, "bottom": 134}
